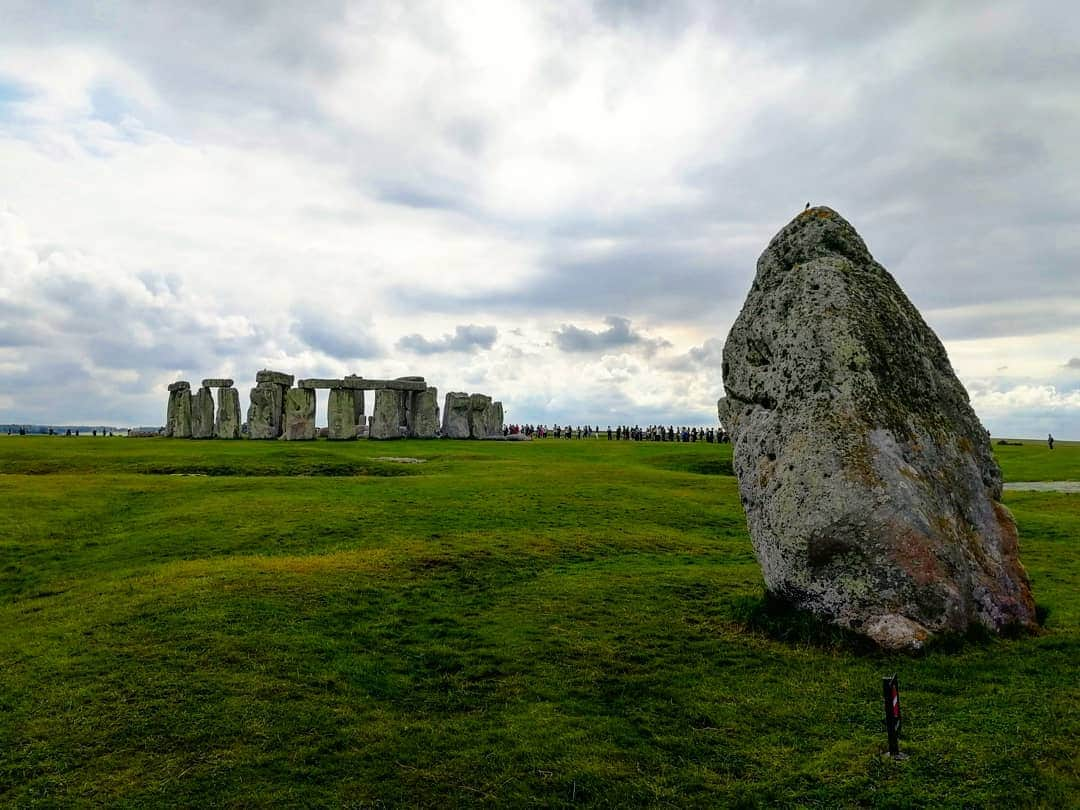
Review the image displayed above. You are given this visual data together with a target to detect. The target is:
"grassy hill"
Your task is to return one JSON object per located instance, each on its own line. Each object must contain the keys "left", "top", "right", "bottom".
{"left": 1, "top": 437, "right": 1077, "bottom": 806}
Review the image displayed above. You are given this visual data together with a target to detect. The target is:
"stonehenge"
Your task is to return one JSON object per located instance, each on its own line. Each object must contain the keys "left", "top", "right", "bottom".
{"left": 166, "top": 371, "right": 501, "bottom": 441}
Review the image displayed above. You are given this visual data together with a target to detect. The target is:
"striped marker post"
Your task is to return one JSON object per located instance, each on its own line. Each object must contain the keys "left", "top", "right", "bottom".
{"left": 883, "top": 674, "right": 902, "bottom": 758}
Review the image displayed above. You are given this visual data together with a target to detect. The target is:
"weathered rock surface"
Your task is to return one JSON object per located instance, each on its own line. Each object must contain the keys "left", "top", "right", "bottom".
{"left": 442, "top": 392, "right": 471, "bottom": 438}
{"left": 215, "top": 387, "right": 241, "bottom": 439}
{"left": 256, "top": 370, "right": 294, "bottom": 387}
{"left": 168, "top": 380, "right": 191, "bottom": 393}
{"left": 191, "top": 387, "right": 215, "bottom": 439}
{"left": 327, "top": 388, "right": 358, "bottom": 440}
{"left": 167, "top": 387, "right": 192, "bottom": 438}
{"left": 719, "top": 206, "right": 1036, "bottom": 650}
{"left": 247, "top": 382, "right": 284, "bottom": 439}
{"left": 486, "top": 401, "right": 505, "bottom": 438}
{"left": 370, "top": 389, "right": 405, "bottom": 439}
{"left": 468, "top": 394, "right": 493, "bottom": 439}
{"left": 410, "top": 387, "right": 440, "bottom": 438}
{"left": 283, "top": 387, "right": 316, "bottom": 440}
{"left": 201, "top": 378, "right": 234, "bottom": 389}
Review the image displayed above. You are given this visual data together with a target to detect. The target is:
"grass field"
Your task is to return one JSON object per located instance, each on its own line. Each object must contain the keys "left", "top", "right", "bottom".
{"left": 1, "top": 436, "right": 1077, "bottom": 807}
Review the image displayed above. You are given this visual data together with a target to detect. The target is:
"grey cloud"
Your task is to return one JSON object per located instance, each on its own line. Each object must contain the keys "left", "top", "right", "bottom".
{"left": 397, "top": 324, "right": 498, "bottom": 355}
{"left": 553, "top": 315, "right": 670, "bottom": 354}
{"left": 662, "top": 337, "right": 724, "bottom": 372}
{"left": 1066, "top": 358, "right": 1080, "bottom": 370}
{"left": 291, "top": 306, "right": 383, "bottom": 360}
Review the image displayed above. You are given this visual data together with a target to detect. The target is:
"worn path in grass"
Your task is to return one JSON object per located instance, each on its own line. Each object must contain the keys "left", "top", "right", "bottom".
{"left": 0, "top": 437, "right": 1077, "bottom": 807}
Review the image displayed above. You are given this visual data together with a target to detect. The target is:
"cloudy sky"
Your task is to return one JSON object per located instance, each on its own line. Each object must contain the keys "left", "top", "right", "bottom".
{"left": 1, "top": 1, "right": 1079, "bottom": 436}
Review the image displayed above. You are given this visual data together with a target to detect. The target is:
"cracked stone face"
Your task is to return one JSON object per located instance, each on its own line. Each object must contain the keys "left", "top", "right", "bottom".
{"left": 283, "top": 387, "right": 316, "bottom": 441}
{"left": 215, "top": 387, "right": 241, "bottom": 439}
{"left": 721, "top": 206, "right": 1036, "bottom": 650}
{"left": 191, "top": 387, "right": 215, "bottom": 439}
{"left": 327, "top": 388, "right": 357, "bottom": 441}
{"left": 442, "top": 392, "right": 471, "bottom": 439}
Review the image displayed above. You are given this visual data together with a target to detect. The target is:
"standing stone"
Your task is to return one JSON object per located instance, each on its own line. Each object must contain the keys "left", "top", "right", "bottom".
{"left": 327, "top": 388, "right": 358, "bottom": 440}
{"left": 410, "top": 387, "right": 440, "bottom": 438}
{"left": 486, "top": 401, "right": 505, "bottom": 437}
{"left": 353, "top": 389, "right": 365, "bottom": 423}
{"left": 166, "top": 382, "right": 192, "bottom": 438}
{"left": 442, "top": 392, "right": 471, "bottom": 438}
{"left": 370, "top": 388, "right": 405, "bottom": 439}
{"left": 283, "top": 387, "right": 316, "bottom": 440}
{"left": 191, "top": 386, "right": 215, "bottom": 439}
{"left": 247, "top": 382, "right": 285, "bottom": 439}
{"left": 468, "top": 394, "right": 493, "bottom": 439}
{"left": 215, "top": 387, "right": 241, "bottom": 439}
{"left": 719, "top": 206, "right": 1036, "bottom": 649}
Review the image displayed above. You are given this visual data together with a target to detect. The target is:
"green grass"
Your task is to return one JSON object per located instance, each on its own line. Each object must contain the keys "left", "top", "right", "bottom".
{"left": 0, "top": 436, "right": 1077, "bottom": 807}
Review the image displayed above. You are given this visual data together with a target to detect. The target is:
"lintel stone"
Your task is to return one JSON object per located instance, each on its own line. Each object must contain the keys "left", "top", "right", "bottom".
{"left": 297, "top": 378, "right": 345, "bottom": 389}
{"left": 201, "top": 378, "right": 234, "bottom": 388}
{"left": 342, "top": 376, "right": 426, "bottom": 391}
{"left": 255, "top": 370, "right": 295, "bottom": 386}
{"left": 168, "top": 380, "right": 191, "bottom": 392}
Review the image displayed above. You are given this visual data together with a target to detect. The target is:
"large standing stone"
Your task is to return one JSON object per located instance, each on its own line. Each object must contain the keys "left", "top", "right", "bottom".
{"left": 410, "top": 387, "right": 440, "bottom": 438}
{"left": 247, "top": 382, "right": 285, "bottom": 439}
{"left": 191, "top": 386, "right": 215, "bottom": 439}
{"left": 327, "top": 388, "right": 358, "bottom": 440}
{"left": 166, "top": 382, "right": 192, "bottom": 438}
{"left": 370, "top": 388, "right": 405, "bottom": 439}
{"left": 215, "top": 387, "right": 241, "bottom": 439}
{"left": 283, "top": 387, "right": 316, "bottom": 440}
{"left": 719, "top": 206, "right": 1036, "bottom": 649}
{"left": 468, "top": 394, "right": 493, "bottom": 439}
{"left": 442, "top": 392, "right": 471, "bottom": 438}
{"left": 486, "top": 401, "right": 505, "bottom": 438}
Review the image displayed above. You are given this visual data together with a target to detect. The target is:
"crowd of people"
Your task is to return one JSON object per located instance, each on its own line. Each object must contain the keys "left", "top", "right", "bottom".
{"left": 503, "top": 424, "right": 730, "bottom": 442}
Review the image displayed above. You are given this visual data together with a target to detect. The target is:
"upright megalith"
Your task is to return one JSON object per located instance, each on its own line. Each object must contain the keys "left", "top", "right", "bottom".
{"left": 215, "top": 387, "right": 241, "bottom": 439}
{"left": 327, "top": 388, "right": 358, "bottom": 440}
{"left": 166, "top": 381, "right": 192, "bottom": 438}
{"left": 442, "top": 392, "right": 471, "bottom": 438}
{"left": 487, "top": 401, "right": 505, "bottom": 437}
{"left": 283, "top": 387, "right": 316, "bottom": 440}
{"left": 191, "top": 386, "right": 215, "bottom": 439}
{"left": 719, "top": 206, "right": 1036, "bottom": 649}
{"left": 370, "top": 388, "right": 405, "bottom": 439}
{"left": 247, "top": 370, "right": 293, "bottom": 439}
{"left": 468, "top": 394, "right": 493, "bottom": 439}
{"left": 410, "top": 386, "right": 440, "bottom": 438}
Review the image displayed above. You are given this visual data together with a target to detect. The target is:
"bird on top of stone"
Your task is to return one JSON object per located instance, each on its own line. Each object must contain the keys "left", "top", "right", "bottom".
{"left": 805, "top": 202, "right": 810, "bottom": 210}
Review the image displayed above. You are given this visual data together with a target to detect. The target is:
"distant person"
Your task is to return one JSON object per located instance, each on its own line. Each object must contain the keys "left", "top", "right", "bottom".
{"left": 1048, "top": 433, "right": 1055, "bottom": 450}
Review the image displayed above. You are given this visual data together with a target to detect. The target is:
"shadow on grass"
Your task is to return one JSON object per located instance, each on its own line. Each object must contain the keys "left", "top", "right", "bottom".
{"left": 730, "top": 592, "right": 1047, "bottom": 655}
{"left": 138, "top": 461, "right": 423, "bottom": 477}
{"left": 649, "top": 454, "right": 734, "bottom": 476}
{"left": 729, "top": 592, "right": 878, "bottom": 653}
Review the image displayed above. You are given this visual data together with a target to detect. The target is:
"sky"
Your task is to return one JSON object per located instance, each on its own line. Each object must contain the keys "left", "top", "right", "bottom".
{"left": 1, "top": 1, "right": 1079, "bottom": 437}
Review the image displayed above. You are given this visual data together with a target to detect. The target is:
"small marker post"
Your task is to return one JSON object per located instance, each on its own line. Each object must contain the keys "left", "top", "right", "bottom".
{"left": 883, "top": 674, "right": 902, "bottom": 759}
